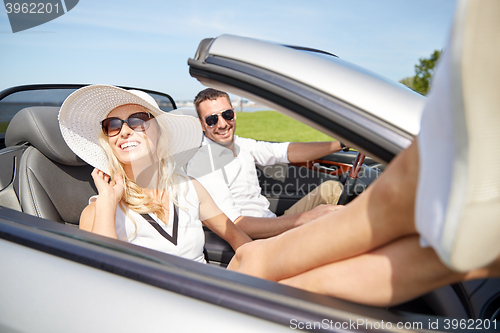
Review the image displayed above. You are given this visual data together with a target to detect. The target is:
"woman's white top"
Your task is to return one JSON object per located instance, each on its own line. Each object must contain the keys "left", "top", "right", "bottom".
{"left": 90, "top": 179, "right": 206, "bottom": 263}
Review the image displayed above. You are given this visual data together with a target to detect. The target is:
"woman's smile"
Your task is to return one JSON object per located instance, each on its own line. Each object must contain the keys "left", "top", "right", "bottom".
{"left": 119, "top": 140, "right": 141, "bottom": 151}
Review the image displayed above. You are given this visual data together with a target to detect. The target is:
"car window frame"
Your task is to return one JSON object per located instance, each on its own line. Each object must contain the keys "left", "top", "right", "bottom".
{"left": 188, "top": 38, "right": 424, "bottom": 165}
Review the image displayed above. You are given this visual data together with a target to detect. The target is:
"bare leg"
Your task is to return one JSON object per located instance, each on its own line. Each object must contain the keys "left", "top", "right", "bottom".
{"left": 230, "top": 141, "right": 420, "bottom": 280}
{"left": 280, "top": 236, "right": 500, "bottom": 307}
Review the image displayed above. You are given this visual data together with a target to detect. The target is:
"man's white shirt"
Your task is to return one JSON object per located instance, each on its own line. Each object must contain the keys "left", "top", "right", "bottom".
{"left": 186, "top": 136, "right": 290, "bottom": 222}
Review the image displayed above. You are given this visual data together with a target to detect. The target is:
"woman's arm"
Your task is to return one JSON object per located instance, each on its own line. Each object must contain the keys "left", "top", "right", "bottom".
{"left": 79, "top": 168, "right": 125, "bottom": 239}
{"left": 191, "top": 178, "right": 252, "bottom": 251}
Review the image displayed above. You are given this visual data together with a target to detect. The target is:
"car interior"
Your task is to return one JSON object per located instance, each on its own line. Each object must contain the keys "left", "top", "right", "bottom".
{"left": 1, "top": 106, "right": 96, "bottom": 223}
{"left": 1, "top": 85, "right": 500, "bottom": 327}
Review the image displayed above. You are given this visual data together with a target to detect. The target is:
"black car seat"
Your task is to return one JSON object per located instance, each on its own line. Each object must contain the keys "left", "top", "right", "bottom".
{"left": 1, "top": 106, "right": 96, "bottom": 225}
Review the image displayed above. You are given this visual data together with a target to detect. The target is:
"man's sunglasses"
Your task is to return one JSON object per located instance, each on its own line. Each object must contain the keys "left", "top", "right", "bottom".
{"left": 204, "top": 109, "right": 235, "bottom": 127}
{"left": 101, "top": 112, "right": 154, "bottom": 137}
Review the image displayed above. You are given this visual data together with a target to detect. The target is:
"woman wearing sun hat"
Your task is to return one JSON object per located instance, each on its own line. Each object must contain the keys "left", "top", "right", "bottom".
{"left": 59, "top": 84, "right": 251, "bottom": 263}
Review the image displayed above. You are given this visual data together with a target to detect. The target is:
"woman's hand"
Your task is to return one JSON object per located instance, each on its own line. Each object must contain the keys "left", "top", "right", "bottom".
{"left": 92, "top": 168, "right": 125, "bottom": 206}
{"left": 79, "top": 168, "right": 125, "bottom": 239}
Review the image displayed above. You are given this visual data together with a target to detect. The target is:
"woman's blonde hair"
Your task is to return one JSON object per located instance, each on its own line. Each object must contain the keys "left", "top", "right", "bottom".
{"left": 98, "top": 105, "right": 187, "bottom": 224}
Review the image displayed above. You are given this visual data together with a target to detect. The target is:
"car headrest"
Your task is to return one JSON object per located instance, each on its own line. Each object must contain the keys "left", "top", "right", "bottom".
{"left": 5, "top": 106, "right": 87, "bottom": 166}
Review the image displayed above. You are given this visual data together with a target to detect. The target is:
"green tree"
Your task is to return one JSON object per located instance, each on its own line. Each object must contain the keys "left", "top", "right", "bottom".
{"left": 399, "top": 76, "right": 415, "bottom": 90}
{"left": 413, "top": 50, "right": 441, "bottom": 95}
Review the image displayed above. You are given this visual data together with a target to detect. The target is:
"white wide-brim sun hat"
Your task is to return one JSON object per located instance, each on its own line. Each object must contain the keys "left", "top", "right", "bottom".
{"left": 58, "top": 84, "right": 203, "bottom": 175}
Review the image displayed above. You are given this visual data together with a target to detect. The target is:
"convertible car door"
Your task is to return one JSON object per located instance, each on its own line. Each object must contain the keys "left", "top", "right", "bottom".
{"left": 188, "top": 34, "right": 425, "bottom": 164}
{"left": 187, "top": 34, "right": 425, "bottom": 213}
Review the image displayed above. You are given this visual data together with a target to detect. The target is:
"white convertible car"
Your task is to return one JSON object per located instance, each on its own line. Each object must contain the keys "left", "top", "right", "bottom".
{"left": 0, "top": 35, "right": 499, "bottom": 332}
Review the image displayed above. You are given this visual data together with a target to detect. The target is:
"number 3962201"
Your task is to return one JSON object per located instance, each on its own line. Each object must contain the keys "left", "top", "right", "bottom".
{"left": 5, "top": 3, "right": 60, "bottom": 14}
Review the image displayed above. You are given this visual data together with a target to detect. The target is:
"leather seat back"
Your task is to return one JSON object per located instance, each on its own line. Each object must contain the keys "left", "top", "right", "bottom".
{"left": 4, "top": 106, "right": 97, "bottom": 225}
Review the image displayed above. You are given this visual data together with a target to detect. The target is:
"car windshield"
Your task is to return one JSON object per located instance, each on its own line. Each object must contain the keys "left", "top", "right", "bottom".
{"left": 0, "top": 86, "right": 175, "bottom": 138}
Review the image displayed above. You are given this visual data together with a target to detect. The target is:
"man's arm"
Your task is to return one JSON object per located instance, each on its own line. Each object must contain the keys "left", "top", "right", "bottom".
{"left": 287, "top": 141, "right": 346, "bottom": 164}
{"left": 235, "top": 204, "right": 343, "bottom": 239}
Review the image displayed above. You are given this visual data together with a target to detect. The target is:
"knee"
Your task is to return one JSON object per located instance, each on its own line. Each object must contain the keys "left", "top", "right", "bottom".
{"left": 231, "top": 239, "right": 271, "bottom": 278}
{"left": 318, "top": 180, "right": 343, "bottom": 198}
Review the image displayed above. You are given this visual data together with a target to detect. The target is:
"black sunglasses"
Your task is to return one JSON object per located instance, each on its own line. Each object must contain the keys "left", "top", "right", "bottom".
{"left": 101, "top": 112, "right": 154, "bottom": 137}
{"left": 204, "top": 109, "right": 235, "bottom": 127}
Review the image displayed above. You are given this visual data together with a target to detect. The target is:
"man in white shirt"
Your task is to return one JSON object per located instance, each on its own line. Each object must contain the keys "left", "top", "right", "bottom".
{"left": 186, "top": 88, "right": 346, "bottom": 239}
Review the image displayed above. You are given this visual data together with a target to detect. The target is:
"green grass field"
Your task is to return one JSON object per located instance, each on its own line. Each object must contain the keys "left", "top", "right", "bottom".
{"left": 0, "top": 111, "right": 334, "bottom": 143}
{"left": 234, "top": 110, "right": 336, "bottom": 142}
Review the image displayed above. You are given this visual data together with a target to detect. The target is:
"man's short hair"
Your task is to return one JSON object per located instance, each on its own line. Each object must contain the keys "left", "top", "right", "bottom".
{"left": 194, "top": 88, "right": 232, "bottom": 117}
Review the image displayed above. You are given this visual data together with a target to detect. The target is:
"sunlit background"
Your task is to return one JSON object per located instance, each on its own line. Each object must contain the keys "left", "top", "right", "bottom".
{"left": 1, "top": 0, "right": 456, "bottom": 102}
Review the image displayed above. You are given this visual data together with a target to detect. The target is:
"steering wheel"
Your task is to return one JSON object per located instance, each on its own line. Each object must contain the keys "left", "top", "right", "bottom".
{"left": 337, "top": 151, "right": 366, "bottom": 205}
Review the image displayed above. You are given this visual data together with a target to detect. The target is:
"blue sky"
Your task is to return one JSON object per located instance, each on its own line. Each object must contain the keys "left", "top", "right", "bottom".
{"left": 1, "top": 0, "right": 456, "bottom": 101}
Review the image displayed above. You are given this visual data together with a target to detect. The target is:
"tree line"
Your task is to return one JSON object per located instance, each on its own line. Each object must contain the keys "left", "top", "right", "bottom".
{"left": 400, "top": 50, "right": 441, "bottom": 95}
